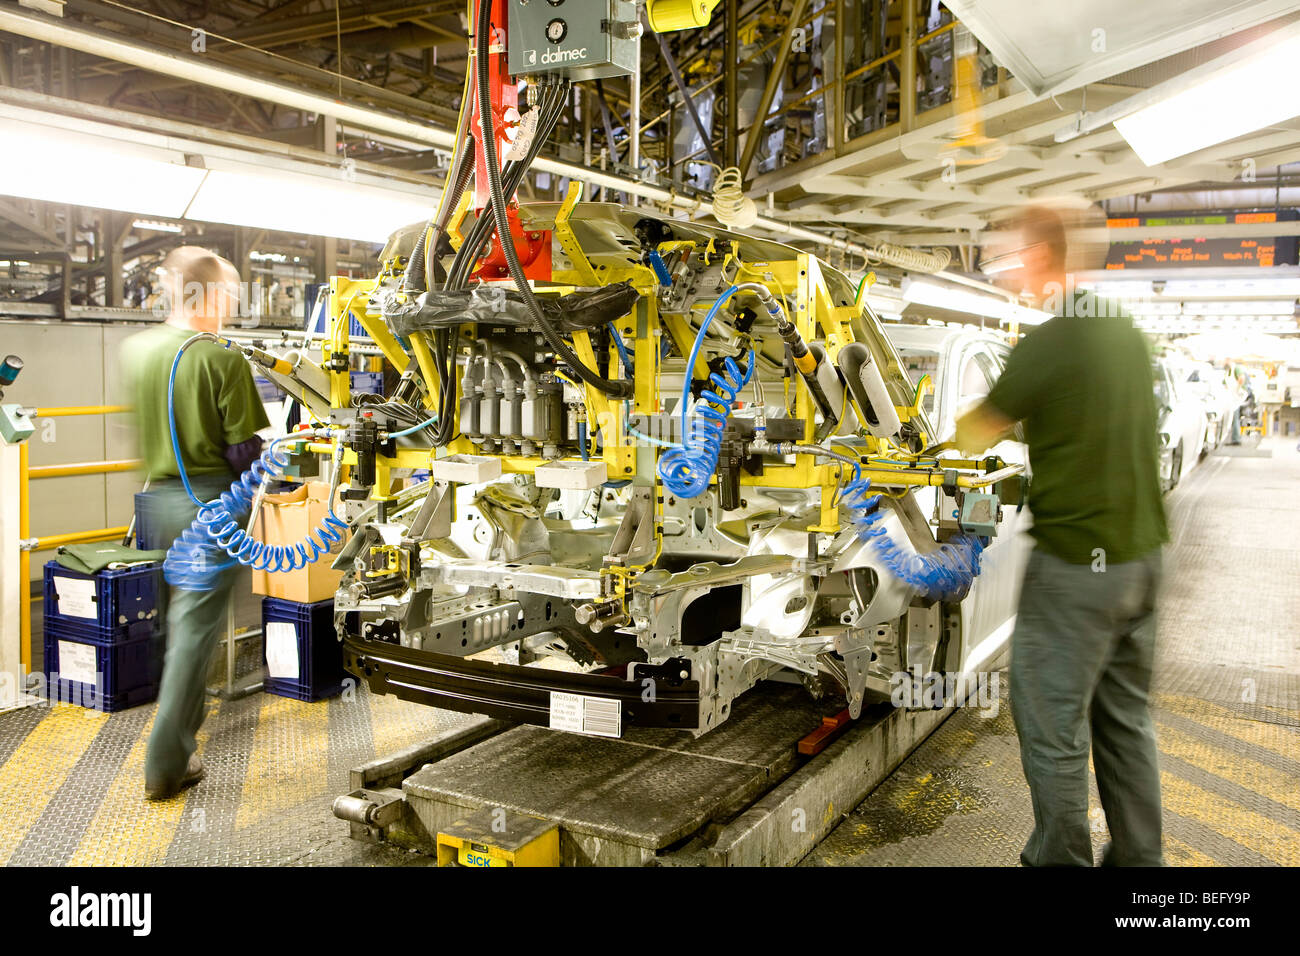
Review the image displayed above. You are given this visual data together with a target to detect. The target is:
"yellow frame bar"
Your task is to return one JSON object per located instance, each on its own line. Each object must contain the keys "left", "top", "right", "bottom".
{"left": 33, "top": 405, "right": 131, "bottom": 418}
{"left": 28, "top": 459, "right": 141, "bottom": 479}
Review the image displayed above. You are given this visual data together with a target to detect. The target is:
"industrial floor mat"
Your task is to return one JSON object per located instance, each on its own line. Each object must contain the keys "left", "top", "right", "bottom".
{"left": 0, "top": 680, "right": 479, "bottom": 866}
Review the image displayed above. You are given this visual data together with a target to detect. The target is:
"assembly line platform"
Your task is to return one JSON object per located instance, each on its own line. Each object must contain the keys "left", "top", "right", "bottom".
{"left": 372, "top": 685, "right": 952, "bottom": 866}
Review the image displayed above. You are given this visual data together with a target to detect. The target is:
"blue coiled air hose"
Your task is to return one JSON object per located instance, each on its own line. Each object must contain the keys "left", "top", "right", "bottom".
{"left": 164, "top": 334, "right": 347, "bottom": 591}
{"left": 657, "top": 285, "right": 755, "bottom": 498}
{"left": 837, "top": 457, "right": 985, "bottom": 602}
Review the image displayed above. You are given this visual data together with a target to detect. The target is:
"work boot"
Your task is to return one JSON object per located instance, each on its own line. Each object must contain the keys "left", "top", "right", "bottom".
{"left": 144, "top": 753, "right": 205, "bottom": 802}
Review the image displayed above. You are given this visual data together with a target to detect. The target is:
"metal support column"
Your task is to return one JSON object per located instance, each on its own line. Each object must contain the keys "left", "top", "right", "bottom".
{"left": 724, "top": 0, "right": 738, "bottom": 168}
{"left": 739, "top": 0, "right": 810, "bottom": 179}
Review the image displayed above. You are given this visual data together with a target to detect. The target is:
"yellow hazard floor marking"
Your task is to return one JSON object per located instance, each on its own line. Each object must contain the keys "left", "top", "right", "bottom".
{"left": 1154, "top": 694, "right": 1299, "bottom": 760}
{"left": 0, "top": 704, "right": 108, "bottom": 865}
{"left": 1160, "top": 772, "right": 1300, "bottom": 866}
{"left": 1156, "top": 721, "right": 1300, "bottom": 814}
{"left": 236, "top": 694, "right": 329, "bottom": 830}
{"left": 1163, "top": 834, "right": 1217, "bottom": 867}
{"left": 67, "top": 702, "right": 215, "bottom": 866}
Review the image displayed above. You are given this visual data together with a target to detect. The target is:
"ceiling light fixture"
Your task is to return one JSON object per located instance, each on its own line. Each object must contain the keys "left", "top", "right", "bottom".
{"left": 1113, "top": 22, "right": 1300, "bottom": 165}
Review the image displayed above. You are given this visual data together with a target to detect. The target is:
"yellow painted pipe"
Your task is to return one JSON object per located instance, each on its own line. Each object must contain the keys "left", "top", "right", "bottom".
{"left": 28, "top": 459, "right": 141, "bottom": 479}
{"left": 33, "top": 526, "right": 131, "bottom": 551}
{"left": 18, "top": 442, "right": 30, "bottom": 675}
{"left": 32, "top": 405, "right": 131, "bottom": 417}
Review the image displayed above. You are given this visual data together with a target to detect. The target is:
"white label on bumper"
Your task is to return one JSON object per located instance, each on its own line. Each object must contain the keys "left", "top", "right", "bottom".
{"left": 549, "top": 690, "right": 621, "bottom": 738}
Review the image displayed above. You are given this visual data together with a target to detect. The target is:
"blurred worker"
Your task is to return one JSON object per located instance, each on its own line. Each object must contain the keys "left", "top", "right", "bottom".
{"left": 956, "top": 207, "right": 1168, "bottom": 866}
{"left": 121, "top": 247, "right": 269, "bottom": 801}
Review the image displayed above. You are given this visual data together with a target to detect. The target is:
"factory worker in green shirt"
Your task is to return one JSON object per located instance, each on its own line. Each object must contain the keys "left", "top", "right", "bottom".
{"left": 121, "top": 246, "right": 270, "bottom": 801}
{"left": 956, "top": 207, "right": 1169, "bottom": 867}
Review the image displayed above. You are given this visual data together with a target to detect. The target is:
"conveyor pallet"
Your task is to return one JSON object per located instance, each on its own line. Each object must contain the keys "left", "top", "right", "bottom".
{"left": 334, "top": 679, "right": 974, "bottom": 866}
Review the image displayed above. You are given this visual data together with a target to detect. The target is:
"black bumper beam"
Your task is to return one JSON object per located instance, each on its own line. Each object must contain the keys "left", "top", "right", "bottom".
{"left": 343, "top": 636, "right": 701, "bottom": 731}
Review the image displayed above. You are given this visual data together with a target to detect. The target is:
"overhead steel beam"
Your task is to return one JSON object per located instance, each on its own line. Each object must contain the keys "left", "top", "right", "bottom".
{"left": 0, "top": 197, "right": 63, "bottom": 247}
{"left": 651, "top": 28, "right": 719, "bottom": 168}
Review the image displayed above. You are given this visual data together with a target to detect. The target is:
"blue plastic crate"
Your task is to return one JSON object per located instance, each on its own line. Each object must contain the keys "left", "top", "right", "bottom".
{"left": 350, "top": 370, "right": 385, "bottom": 395}
{"left": 254, "top": 375, "right": 281, "bottom": 401}
{"left": 43, "top": 618, "right": 162, "bottom": 712}
{"left": 306, "top": 287, "right": 369, "bottom": 340}
{"left": 262, "top": 597, "right": 346, "bottom": 702}
{"left": 43, "top": 559, "right": 163, "bottom": 641}
{"left": 133, "top": 491, "right": 169, "bottom": 552}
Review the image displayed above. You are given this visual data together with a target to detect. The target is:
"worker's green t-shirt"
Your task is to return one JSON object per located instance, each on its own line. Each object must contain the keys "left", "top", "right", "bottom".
{"left": 985, "top": 295, "right": 1168, "bottom": 565}
{"left": 120, "top": 325, "right": 270, "bottom": 479}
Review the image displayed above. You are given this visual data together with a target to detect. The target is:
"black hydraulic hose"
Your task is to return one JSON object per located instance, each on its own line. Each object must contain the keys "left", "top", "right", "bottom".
{"left": 473, "top": 2, "right": 631, "bottom": 398}
{"left": 451, "top": 83, "right": 562, "bottom": 287}
{"left": 403, "top": 113, "right": 477, "bottom": 294}
{"left": 447, "top": 81, "right": 564, "bottom": 290}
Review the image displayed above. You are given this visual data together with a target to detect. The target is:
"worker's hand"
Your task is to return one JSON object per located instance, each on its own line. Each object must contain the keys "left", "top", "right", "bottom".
{"left": 955, "top": 401, "right": 1017, "bottom": 456}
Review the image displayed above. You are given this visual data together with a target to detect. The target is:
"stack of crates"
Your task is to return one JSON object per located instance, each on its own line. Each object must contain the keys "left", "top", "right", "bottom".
{"left": 261, "top": 597, "right": 346, "bottom": 701}
{"left": 42, "top": 561, "right": 166, "bottom": 712}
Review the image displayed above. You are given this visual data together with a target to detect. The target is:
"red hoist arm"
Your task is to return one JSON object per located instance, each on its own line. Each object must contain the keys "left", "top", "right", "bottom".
{"left": 469, "top": 0, "right": 551, "bottom": 281}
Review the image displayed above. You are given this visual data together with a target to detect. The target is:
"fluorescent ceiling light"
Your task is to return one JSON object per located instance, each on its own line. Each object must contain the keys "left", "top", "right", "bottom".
{"left": 0, "top": 117, "right": 437, "bottom": 243}
{"left": 0, "top": 118, "right": 205, "bottom": 218}
{"left": 1083, "top": 277, "right": 1300, "bottom": 299}
{"left": 1114, "top": 27, "right": 1300, "bottom": 165}
{"left": 902, "top": 279, "right": 1052, "bottom": 326}
{"left": 186, "top": 163, "right": 437, "bottom": 244}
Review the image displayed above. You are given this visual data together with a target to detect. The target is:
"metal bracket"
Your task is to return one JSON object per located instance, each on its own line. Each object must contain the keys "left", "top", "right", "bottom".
{"left": 408, "top": 480, "right": 453, "bottom": 541}
{"left": 605, "top": 485, "right": 656, "bottom": 568}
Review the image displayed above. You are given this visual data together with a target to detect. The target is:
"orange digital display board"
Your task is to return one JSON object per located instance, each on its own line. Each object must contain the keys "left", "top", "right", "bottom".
{"left": 1104, "top": 212, "right": 1296, "bottom": 270}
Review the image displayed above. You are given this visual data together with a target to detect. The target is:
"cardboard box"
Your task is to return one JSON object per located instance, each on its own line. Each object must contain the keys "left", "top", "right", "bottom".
{"left": 250, "top": 481, "right": 348, "bottom": 604}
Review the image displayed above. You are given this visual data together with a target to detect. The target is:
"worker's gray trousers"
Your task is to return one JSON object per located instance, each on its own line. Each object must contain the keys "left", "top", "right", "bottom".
{"left": 143, "top": 475, "right": 241, "bottom": 791}
{"left": 1010, "top": 545, "right": 1164, "bottom": 867}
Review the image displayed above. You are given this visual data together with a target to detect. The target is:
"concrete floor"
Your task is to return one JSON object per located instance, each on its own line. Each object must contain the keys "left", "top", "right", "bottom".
{"left": 1, "top": 438, "right": 1296, "bottom": 866}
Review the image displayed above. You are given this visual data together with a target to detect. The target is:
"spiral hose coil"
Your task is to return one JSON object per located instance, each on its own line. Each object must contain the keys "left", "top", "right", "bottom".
{"left": 839, "top": 467, "right": 984, "bottom": 603}
{"left": 164, "top": 334, "right": 347, "bottom": 591}
{"left": 710, "top": 166, "right": 757, "bottom": 229}
{"left": 657, "top": 285, "right": 756, "bottom": 498}
{"left": 164, "top": 443, "right": 348, "bottom": 590}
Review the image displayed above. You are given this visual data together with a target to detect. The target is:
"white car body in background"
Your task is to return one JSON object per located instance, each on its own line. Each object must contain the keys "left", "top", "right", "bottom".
{"left": 1153, "top": 357, "right": 1207, "bottom": 491}
{"left": 1164, "top": 355, "right": 1244, "bottom": 451}
{"left": 885, "top": 324, "right": 1034, "bottom": 676}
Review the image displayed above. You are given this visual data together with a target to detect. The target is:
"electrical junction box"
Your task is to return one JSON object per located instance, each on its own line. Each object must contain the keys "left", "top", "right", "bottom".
{"left": 958, "top": 491, "right": 1000, "bottom": 537}
{"left": 0, "top": 404, "right": 34, "bottom": 444}
{"left": 937, "top": 489, "right": 1000, "bottom": 537}
{"left": 508, "top": 0, "right": 640, "bottom": 81}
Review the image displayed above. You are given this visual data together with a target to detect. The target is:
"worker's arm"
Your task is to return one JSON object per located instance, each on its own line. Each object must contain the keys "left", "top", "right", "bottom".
{"left": 955, "top": 400, "right": 1017, "bottom": 456}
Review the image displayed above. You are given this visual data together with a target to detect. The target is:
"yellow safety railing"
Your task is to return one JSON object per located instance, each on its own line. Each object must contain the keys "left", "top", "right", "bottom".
{"left": 18, "top": 405, "right": 139, "bottom": 674}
